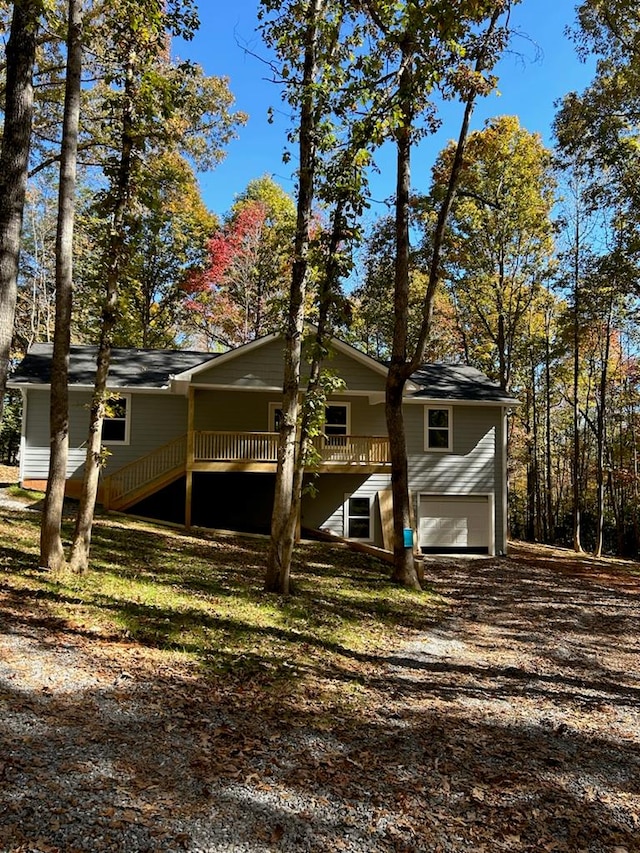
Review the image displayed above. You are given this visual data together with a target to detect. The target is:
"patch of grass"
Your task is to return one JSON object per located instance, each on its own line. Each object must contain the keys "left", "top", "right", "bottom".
{"left": 6, "top": 484, "right": 44, "bottom": 502}
{"left": 0, "top": 511, "right": 441, "bottom": 694}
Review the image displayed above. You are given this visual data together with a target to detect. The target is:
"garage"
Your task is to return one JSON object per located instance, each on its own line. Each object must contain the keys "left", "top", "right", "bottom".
{"left": 418, "top": 494, "right": 493, "bottom": 554}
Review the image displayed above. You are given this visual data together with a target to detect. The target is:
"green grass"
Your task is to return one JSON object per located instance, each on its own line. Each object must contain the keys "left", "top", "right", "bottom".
{"left": 0, "top": 509, "right": 442, "bottom": 690}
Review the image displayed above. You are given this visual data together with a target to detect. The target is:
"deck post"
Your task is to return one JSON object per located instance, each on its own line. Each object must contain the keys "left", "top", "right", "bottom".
{"left": 186, "top": 387, "right": 195, "bottom": 529}
{"left": 103, "top": 475, "right": 111, "bottom": 511}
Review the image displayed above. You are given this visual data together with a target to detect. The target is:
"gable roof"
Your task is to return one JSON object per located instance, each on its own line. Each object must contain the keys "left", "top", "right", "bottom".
{"left": 408, "top": 363, "right": 518, "bottom": 405}
{"left": 10, "top": 341, "right": 519, "bottom": 405}
{"left": 9, "top": 343, "right": 215, "bottom": 389}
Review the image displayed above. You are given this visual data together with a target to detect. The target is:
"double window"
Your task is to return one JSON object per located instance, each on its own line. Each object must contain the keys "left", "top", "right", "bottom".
{"left": 102, "top": 395, "right": 130, "bottom": 444}
{"left": 269, "top": 401, "right": 350, "bottom": 437}
{"left": 425, "top": 406, "right": 452, "bottom": 452}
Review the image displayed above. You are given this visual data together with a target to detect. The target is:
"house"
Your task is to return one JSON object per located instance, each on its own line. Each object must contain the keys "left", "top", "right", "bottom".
{"left": 9, "top": 332, "right": 518, "bottom": 555}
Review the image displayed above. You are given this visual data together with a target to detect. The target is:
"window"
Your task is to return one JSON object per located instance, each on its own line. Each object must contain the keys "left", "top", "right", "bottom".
{"left": 425, "top": 406, "right": 452, "bottom": 451}
{"left": 324, "top": 403, "right": 349, "bottom": 444}
{"left": 102, "top": 395, "right": 130, "bottom": 444}
{"left": 344, "top": 494, "right": 372, "bottom": 540}
{"left": 269, "top": 403, "right": 283, "bottom": 432}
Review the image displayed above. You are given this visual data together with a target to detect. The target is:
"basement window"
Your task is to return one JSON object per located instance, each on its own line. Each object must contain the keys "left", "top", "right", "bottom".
{"left": 344, "top": 494, "right": 372, "bottom": 541}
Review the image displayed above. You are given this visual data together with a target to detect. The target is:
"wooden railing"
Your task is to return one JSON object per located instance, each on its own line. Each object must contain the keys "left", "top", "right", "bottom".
{"left": 315, "top": 434, "right": 390, "bottom": 465}
{"left": 193, "top": 431, "right": 390, "bottom": 466}
{"left": 104, "top": 433, "right": 187, "bottom": 508}
{"left": 103, "top": 431, "right": 391, "bottom": 509}
{"left": 194, "top": 431, "right": 280, "bottom": 462}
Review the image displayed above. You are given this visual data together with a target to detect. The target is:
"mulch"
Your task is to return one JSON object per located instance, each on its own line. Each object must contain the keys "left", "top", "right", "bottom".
{"left": 1, "top": 538, "right": 639, "bottom": 852}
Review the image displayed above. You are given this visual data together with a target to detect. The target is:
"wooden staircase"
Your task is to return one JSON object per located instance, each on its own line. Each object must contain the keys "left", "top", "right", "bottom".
{"left": 102, "top": 434, "right": 187, "bottom": 511}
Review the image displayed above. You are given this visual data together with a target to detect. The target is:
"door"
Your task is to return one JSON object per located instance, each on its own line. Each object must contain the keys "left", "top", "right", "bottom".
{"left": 418, "top": 495, "right": 491, "bottom": 554}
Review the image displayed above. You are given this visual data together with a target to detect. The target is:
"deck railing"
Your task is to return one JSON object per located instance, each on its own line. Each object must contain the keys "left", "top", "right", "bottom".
{"left": 106, "top": 433, "right": 187, "bottom": 507}
{"left": 193, "top": 431, "right": 390, "bottom": 466}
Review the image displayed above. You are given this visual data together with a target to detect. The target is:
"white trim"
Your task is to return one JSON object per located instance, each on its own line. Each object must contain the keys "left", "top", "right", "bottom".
{"left": 325, "top": 400, "right": 351, "bottom": 435}
{"left": 405, "top": 396, "right": 519, "bottom": 407}
{"left": 343, "top": 492, "right": 373, "bottom": 542}
{"left": 424, "top": 405, "right": 453, "bottom": 452}
{"left": 101, "top": 393, "right": 131, "bottom": 445}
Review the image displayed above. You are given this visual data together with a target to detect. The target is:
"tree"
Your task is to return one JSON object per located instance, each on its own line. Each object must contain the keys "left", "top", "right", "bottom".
{"left": 38, "top": 0, "right": 83, "bottom": 572}
{"left": 0, "top": 0, "right": 46, "bottom": 423}
{"left": 77, "top": 151, "right": 217, "bottom": 348}
{"left": 434, "top": 115, "right": 556, "bottom": 391}
{"left": 183, "top": 176, "right": 295, "bottom": 348}
{"left": 262, "top": 0, "right": 329, "bottom": 595}
{"left": 360, "top": 0, "right": 512, "bottom": 587}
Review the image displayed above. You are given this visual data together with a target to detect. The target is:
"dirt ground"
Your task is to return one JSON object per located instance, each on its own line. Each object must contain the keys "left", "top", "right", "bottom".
{"left": 1, "top": 526, "right": 639, "bottom": 850}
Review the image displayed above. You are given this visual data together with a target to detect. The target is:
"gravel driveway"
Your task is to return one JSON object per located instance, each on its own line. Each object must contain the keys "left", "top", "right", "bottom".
{"left": 1, "top": 541, "right": 639, "bottom": 852}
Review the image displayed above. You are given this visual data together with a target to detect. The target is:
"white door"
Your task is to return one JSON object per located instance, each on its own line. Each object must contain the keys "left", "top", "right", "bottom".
{"left": 419, "top": 495, "right": 491, "bottom": 552}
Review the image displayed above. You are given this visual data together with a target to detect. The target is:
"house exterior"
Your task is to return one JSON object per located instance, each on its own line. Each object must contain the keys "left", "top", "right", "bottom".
{"left": 9, "top": 333, "right": 518, "bottom": 555}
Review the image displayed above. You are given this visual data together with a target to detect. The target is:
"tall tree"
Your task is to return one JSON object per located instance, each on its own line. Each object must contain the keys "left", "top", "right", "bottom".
{"left": 434, "top": 115, "right": 556, "bottom": 391}
{"left": 184, "top": 176, "right": 295, "bottom": 348}
{"left": 360, "top": 0, "right": 512, "bottom": 587}
{"left": 39, "top": 0, "right": 83, "bottom": 571}
{"left": 262, "top": 0, "right": 328, "bottom": 595}
{"left": 0, "top": 0, "right": 45, "bottom": 422}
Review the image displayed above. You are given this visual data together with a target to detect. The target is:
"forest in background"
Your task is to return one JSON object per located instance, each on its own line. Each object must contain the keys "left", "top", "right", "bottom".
{"left": 1, "top": 0, "right": 639, "bottom": 569}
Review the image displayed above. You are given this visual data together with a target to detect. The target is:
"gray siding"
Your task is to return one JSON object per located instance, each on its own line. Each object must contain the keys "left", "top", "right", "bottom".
{"left": 316, "top": 349, "right": 386, "bottom": 392}
{"left": 193, "top": 338, "right": 285, "bottom": 387}
{"left": 302, "top": 472, "right": 391, "bottom": 546}
{"left": 22, "top": 389, "right": 188, "bottom": 480}
{"left": 194, "top": 390, "right": 387, "bottom": 434}
{"left": 191, "top": 338, "right": 387, "bottom": 393}
{"left": 405, "top": 404, "right": 507, "bottom": 553}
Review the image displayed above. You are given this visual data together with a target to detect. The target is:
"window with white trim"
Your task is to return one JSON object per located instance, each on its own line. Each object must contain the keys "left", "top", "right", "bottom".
{"left": 424, "top": 406, "right": 452, "bottom": 451}
{"left": 344, "top": 494, "right": 372, "bottom": 540}
{"left": 102, "top": 395, "right": 130, "bottom": 444}
{"left": 324, "top": 403, "right": 349, "bottom": 436}
{"left": 324, "top": 402, "right": 350, "bottom": 446}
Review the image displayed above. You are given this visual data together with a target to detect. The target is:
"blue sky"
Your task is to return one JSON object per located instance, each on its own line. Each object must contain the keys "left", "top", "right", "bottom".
{"left": 175, "top": 1, "right": 595, "bottom": 220}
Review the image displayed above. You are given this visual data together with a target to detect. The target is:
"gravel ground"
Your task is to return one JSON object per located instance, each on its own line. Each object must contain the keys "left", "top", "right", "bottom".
{"left": 1, "top": 532, "right": 639, "bottom": 852}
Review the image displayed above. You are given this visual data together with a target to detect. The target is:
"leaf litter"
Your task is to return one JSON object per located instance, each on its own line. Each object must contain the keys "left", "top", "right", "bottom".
{"left": 0, "top": 527, "right": 639, "bottom": 851}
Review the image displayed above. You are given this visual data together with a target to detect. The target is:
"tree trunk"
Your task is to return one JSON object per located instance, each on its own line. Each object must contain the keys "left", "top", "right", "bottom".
{"left": 39, "top": 0, "right": 83, "bottom": 571}
{"left": 0, "top": 0, "right": 41, "bottom": 423}
{"left": 265, "top": 0, "right": 322, "bottom": 594}
{"left": 572, "top": 218, "right": 583, "bottom": 553}
{"left": 69, "top": 52, "right": 136, "bottom": 573}
{"left": 389, "top": 9, "right": 504, "bottom": 586}
{"left": 385, "top": 67, "right": 419, "bottom": 589}
{"left": 544, "top": 311, "right": 554, "bottom": 541}
{"left": 594, "top": 302, "right": 612, "bottom": 557}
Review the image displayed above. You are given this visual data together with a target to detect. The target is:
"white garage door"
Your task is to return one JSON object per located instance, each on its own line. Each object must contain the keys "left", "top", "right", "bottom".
{"left": 419, "top": 495, "right": 490, "bottom": 553}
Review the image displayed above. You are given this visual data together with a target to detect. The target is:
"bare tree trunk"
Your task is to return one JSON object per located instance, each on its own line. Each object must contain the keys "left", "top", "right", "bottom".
{"left": 386, "top": 61, "right": 419, "bottom": 588}
{"left": 0, "top": 0, "right": 42, "bottom": 423}
{"left": 69, "top": 52, "right": 136, "bottom": 573}
{"left": 572, "top": 217, "right": 583, "bottom": 553}
{"left": 39, "top": 0, "right": 83, "bottom": 571}
{"left": 544, "top": 309, "right": 554, "bottom": 541}
{"left": 594, "top": 301, "right": 612, "bottom": 557}
{"left": 265, "top": 0, "right": 322, "bottom": 594}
